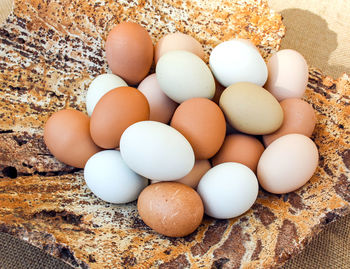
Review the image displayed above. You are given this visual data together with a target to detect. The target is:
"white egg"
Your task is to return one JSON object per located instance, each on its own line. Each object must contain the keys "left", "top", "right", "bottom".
{"left": 209, "top": 39, "right": 268, "bottom": 87}
{"left": 197, "top": 162, "right": 258, "bottom": 219}
{"left": 120, "top": 121, "right": 195, "bottom": 181}
{"left": 86, "top": 74, "right": 127, "bottom": 116}
{"left": 156, "top": 50, "right": 215, "bottom": 103}
{"left": 84, "top": 150, "right": 148, "bottom": 204}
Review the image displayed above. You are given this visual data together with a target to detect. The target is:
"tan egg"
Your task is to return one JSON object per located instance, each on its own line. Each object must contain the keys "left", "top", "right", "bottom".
{"left": 171, "top": 98, "right": 226, "bottom": 159}
{"left": 105, "top": 22, "right": 153, "bottom": 85}
{"left": 90, "top": 87, "right": 149, "bottom": 149}
{"left": 257, "top": 134, "right": 318, "bottom": 194}
{"left": 263, "top": 98, "right": 316, "bottom": 146}
{"left": 44, "top": 109, "right": 101, "bottom": 168}
{"left": 154, "top": 32, "right": 205, "bottom": 64}
{"left": 212, "top": 134, "right": 264, "bottom": 173}
{"left": 137, "top": 182, "right": 204, "bottom": 237}
{"left": 137, "top": 74, "right": 178, "bottom": 124}
{"left": 219, "top": 82, "right": 284, "bottom": 135}
{"left": 151, "top": 159, "right": 211, "bottom": 188}
{"left": 265, "top": 49, "right": 308, "bottom": 101}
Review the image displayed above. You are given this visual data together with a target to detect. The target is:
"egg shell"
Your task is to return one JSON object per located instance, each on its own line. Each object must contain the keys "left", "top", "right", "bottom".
{"left": 263, "top": 98, "right": 316, "bottom": 146}
{"left": 156, "top": 50, "right": 215, "bottom": 103}
{"left": 151, "top": 159, "right": 211, "bottom": 188}
{"left": 257, "top": 134, "right": 319, "bottom": 194}
{"left": 90, "top": 86, "right": 150, "bottom": 149}
{"left": 209, "top": 39, "right": 268, "bottom": 87}
{"left": 137, "top": 182, "right": 204, "bottom": 237}
{"left": 212, "top": 134, "right": 265, "bottom": 173}
{"left": 105, "top": 22, "right": 153, "bottom": 85}
{"left": 171, "top": 98, "right": 226, "bottom": 159}
{"left": 137, "top": 74, "right": 178, "bottom": 123}
{"left": 84, "top": 150, "right": 148, "bottom": 204}
{"left": 44, "top": 109, "right": 101, "bottom": 168}
{"left": 265, "top": 49, "right": 308, "bottom": 101}
{"left": 86, "top": 74, "right": 127, "bottom": 116}
{"left": 120, "top": 121, "right": 195, "bottom": 181}
{"left": 197, "top": 162, "right": 259, "bottom": 219}
{"left": 219, "top": 82, "right": 284, "bottom": 135}
{"left": 154, "top": 32, "right": 205, "bottom": 64}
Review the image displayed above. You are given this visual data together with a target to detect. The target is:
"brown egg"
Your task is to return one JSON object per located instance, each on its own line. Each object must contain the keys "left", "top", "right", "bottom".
{"left": 263, "top": 98, "right": 316, "bottom": 146}
{"left": 137, "top": 182, "right": 204, "bottom": 237}
{"left": 90, "top": 86, "right": 149, "bottom": 149}
{"left": 171, "top": 98, "right": 226, "bottom": 159}
{"left": 151, "top": 159, "right": 211, "bottom": 188}
{"left": 105, "top": 22, "right": 153, "bottom": 85}
{"left": 212, "top": 79, "right": 225, "bottom": 105}
{"left": 44, "top": 109, "right": 101, "bottom": 168}
{"left": 154, "top": 32, "right": 205, "bottom": 64}
{"left": 212, "top": 134, "right": 265, "bottom": 173}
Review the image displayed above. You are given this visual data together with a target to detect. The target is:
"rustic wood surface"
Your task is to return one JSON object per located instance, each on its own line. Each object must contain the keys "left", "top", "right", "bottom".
{"left": 0, "top": 0, "right": 349, "bottom": 268}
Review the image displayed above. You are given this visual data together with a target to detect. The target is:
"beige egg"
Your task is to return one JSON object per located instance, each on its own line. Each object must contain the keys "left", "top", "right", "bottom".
{"left": 219, "top": 82, "right": 284, "bottom": 135}
{"left": 265, "top": 49, "right": 308, "bottom": 101}
{"left": 263, "top": 98, "right": 316, "bottom": 146}
{"left": 154, "top": 32, "right": 205, "bottom": 64}
{"left": 257, "top": 134, "right": 318, "bottom": 194}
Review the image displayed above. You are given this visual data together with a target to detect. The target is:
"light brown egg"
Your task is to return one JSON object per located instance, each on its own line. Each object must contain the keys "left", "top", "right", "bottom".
{"left": 90, "top": 87, "right": 149, "bottom": 149}
{"left": 171, "top": 98, "right": 226, "bottom": 159}
{"left": 212, "top": 134, "right": 264, "bottom": 173}
{"left": 151, "top": 159, "right": 211, "bottom": 188}
{"left": 137, "top": 182, "right": 204, "bottom": 237}
{"left": 137, "top": 74, "right": 178, "bottom": 124}
{"left": 105, "top": 22, "right": 153, "bottom": 85}
{"left": 263, "top": 98, "right": 316, "bottom": 146}
{"left": 154, "top": 32, "right": 205, "bottom": 64}
{"left": 44, "top": 109, "right": 101, "bottom": 168}
{"left": 265, "top": 49, "right": 308, "bottom": 101}
{"left": 257, "top": 134, "right": 318, "bottom": 194}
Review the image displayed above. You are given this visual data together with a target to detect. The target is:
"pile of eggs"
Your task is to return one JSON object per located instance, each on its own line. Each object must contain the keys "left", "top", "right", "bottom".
{"left": 44, "top": 22, "right": 318, "bottom": 237}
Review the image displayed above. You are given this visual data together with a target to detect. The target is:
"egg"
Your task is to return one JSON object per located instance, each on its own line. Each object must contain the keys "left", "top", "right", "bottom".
{"left": 263, "top": 98, "right": 316, "bottom": 146}
{"left": 209, "top": 39, "right": 268, "bottom": 87}
{"left": 265, "top": 49, "right": 308, "bottom": 101}
{"left": 90, "top": 86, "right": 149, "bottom": 149}
{"left": 156, "top": 50, "right": 215, "bottom": 103}
{"left": 197, "top": 162, "right": 259, "bottom": 219}
{"left": 137, "top": 74, "right": 178, "bottom": 123}
{"left": 105, "top": 22, "right": 153, "bottom": 85}
{"left": 154, "top": 32, "right": 205, "bottom": 64}
{"left": 219, "top": 82, "right": 284, "bottom": 135}
{"left": 86, "top": 74, "right": 127, "bottom": 116}
{"left": 171, "top": 98, "right": 226, "bottom": 159}
{"left": 120, "top": 121, "right": 195, "bottom": 181}
{"left": 257, "top": 134, "right": 319, "bottom": 194}
{"left": 44, "top": 109, "right": 101, "bottom": 168}
{"left": 151, "top": 159, "right": 211, "bottom": 188}
{"left": 84, "top": 150, "right": 148, "bottom": 204}
{"left": 212, "top": 134, "right": 265, "bottom": 173}
{"left": 137, "top": 182, "right": 204, "bottom": 237}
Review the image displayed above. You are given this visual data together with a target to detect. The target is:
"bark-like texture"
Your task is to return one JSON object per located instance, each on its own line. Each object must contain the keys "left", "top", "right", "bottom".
{"left": 1, "top": 0, "right": 349, "bottom": 268}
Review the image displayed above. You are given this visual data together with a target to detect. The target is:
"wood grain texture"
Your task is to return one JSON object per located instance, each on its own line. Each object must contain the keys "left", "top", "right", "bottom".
{"left": 0, "top": 0, "right": 349, "bottom": 268}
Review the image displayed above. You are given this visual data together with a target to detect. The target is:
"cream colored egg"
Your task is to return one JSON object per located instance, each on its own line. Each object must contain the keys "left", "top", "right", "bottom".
{"left": 257, "top": 134, "right": 318, "bottom": 194}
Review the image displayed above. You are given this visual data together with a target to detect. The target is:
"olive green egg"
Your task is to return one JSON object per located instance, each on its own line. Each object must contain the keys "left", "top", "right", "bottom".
{"left": 219, "top": 82, "right": 283, "bottom": 135}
